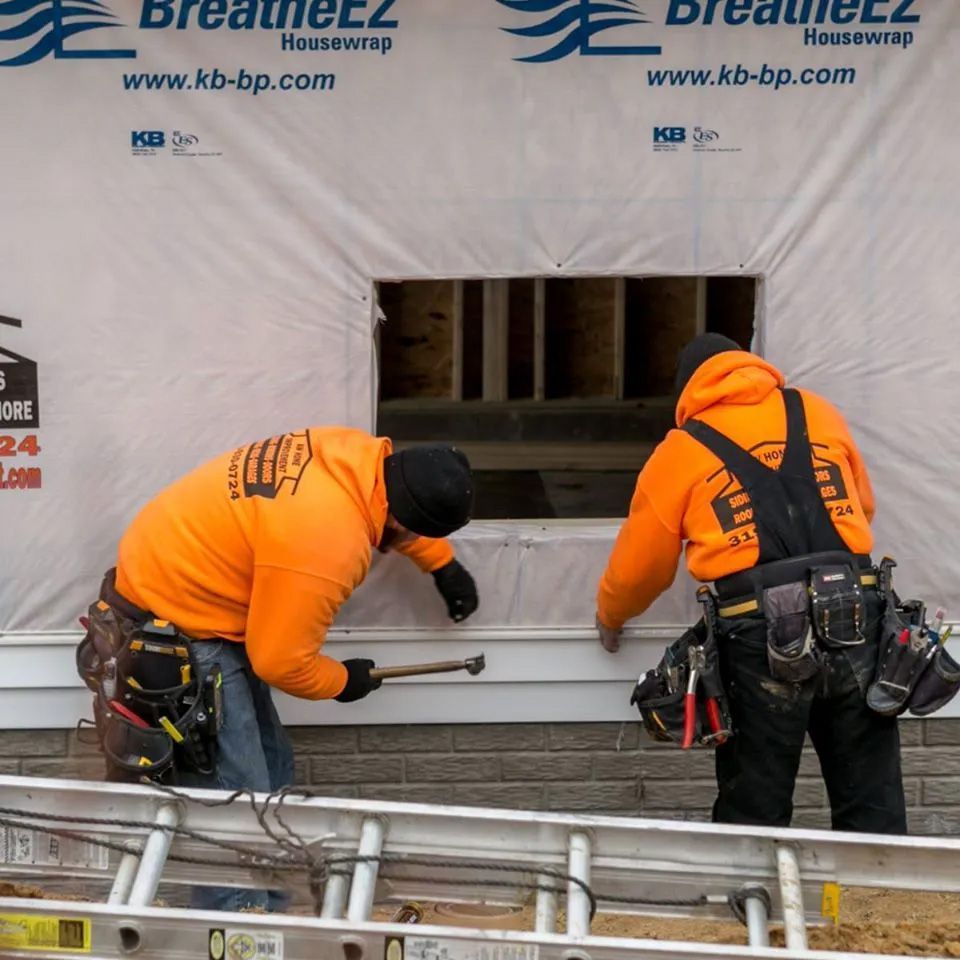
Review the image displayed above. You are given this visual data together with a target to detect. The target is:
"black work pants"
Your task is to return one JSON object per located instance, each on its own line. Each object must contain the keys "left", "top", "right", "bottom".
{"left": 711, "top": 605, "right": 907, "bottom": 834}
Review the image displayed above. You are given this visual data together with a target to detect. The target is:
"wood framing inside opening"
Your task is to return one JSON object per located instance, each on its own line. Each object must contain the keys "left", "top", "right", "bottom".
{"left": 377, "top": 276, "right": 758, "bottom": 519}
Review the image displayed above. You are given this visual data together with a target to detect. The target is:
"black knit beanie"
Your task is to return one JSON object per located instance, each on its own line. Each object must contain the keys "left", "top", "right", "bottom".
{"left": 383, "top": 444, "right": 474, "bottom": 539}
{"left": 674, "top": 333, "right": 744, "bottom": 395}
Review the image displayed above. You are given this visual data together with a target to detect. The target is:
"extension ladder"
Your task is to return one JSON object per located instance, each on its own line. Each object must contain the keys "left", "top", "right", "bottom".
{"left": 1, "top": 773, "right": 958, "bottom": 960}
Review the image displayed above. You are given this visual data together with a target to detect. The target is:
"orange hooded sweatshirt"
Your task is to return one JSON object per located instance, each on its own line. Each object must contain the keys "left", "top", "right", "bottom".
{"left": 115, "top": 427, "right": 454, "bottom": 699}
{"left": 596, "top": 353, "right": 875, "bottom": 630}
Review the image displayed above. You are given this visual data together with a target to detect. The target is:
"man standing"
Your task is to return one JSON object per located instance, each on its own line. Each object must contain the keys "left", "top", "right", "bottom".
{"left": 595, "top": 334, "right": 906, "bottom": 834}
{"left": 86, "top": 426, "right": 478, "bottom": 909}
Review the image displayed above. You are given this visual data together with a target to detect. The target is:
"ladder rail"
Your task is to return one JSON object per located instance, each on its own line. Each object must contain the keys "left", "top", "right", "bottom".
{"left": 0, "top": 897, "right": 927, "bottom": 960}
{"left": 3, "top": 774, "right": 960, "bottom": 932}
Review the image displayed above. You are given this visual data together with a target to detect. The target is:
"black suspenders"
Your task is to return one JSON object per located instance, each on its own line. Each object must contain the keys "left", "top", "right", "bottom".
{"left": 682, "top": 389, "right": 849, "bottom": 564}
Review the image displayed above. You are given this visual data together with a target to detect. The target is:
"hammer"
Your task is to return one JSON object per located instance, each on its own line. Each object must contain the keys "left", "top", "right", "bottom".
{"left": 369, "top": 653, "right": 485, "bottom": 681}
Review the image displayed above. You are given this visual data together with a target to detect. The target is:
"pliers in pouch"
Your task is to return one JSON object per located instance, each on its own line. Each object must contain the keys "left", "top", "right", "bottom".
{"left": 681, "top": 645, "right": 726, "bottom": 748}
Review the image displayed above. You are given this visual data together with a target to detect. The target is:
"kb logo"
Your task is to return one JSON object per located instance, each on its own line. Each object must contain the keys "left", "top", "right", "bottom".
{"left": 131, "top": 131, "right": 165, "bottom": 148}
{"left": 653, "top": 126, "right": 686, "bottom": 143}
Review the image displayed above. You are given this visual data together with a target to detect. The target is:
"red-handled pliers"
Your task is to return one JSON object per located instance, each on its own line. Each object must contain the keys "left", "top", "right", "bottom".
{"left": 681, "top": 645, "right": 727, "bottom": 749}
{"left": 681, "top": 650, "right": 701, "bottom": 749}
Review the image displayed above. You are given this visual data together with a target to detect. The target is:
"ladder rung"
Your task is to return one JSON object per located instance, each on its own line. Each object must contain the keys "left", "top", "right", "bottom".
{"left": 346, "top": 816, "right": 387, "bottom": 923}
{"left": 566, "top": 830, "right": 592, "bottom": 938}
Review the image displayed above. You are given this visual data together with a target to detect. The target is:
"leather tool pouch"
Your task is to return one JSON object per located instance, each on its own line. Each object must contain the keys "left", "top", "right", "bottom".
{"left": 810, "top": 564, "right": 865, "bottom": 648}
{"left": 76, "top": 600, "right": 131, "bottom": 693}
{"left": 763, "top": 581, "right": 820, "bottom": 682}
{"left": 78, "top": 609, "right": 223, "bottom": 782}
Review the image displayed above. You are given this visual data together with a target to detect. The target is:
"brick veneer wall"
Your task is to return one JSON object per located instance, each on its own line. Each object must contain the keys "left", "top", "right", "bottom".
{"left": 2, "top": 720, "right": 958, "bottom": 834}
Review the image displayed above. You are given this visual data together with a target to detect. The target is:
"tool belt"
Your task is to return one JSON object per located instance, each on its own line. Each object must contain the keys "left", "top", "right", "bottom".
{"left": 76, "top": 569, "right": 223, "bottom": 783}
{"left": 866, "top": 557, "right": 960, "bottom": 717}
{"left": 630, "top": 589, "right": 732, "bottom": 750}
{"left": 713, "top": 551, "right": 877, "bottom": 684}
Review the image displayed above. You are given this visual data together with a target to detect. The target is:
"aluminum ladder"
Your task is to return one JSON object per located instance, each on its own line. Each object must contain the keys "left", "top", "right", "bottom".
{"left": 1, "top": 773, "right": 957, "bottom": 960}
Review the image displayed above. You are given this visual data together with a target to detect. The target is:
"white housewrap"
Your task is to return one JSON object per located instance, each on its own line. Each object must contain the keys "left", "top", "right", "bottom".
{"left": 0, "top": 0, "right": 957, "bottom": 726}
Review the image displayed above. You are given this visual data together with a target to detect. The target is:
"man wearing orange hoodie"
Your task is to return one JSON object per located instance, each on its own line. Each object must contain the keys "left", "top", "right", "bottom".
{"left": 596, "top": 334, "right": 906, "bottom": 834}
{"left": 90, "top": 426, "right": 478, "bottom": 909}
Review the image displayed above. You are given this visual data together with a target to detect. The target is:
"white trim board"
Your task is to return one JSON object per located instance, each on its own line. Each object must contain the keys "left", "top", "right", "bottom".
{"left": 0, "top": 627, "right": 956, "bottom": 729}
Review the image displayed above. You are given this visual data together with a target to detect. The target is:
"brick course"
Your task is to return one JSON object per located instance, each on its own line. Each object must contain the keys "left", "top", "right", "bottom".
{"left": 0, "top": 720, "right": 955, "bottom": 834}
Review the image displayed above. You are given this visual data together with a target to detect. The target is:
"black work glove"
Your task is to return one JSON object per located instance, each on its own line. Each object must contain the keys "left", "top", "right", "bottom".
{"left": 334, "top": 658, "right": 382, "bottom": 703}
{"left": 431, "top": 560, "right": 479, "bottom": 623}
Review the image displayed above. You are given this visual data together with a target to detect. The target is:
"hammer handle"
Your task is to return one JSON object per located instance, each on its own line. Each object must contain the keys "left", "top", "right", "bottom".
{"left": 370, "top": 660, "right": 470, "bottom": 681}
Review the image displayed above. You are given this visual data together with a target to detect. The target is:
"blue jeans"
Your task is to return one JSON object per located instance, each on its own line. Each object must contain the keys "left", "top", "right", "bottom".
{"left": 177, "top": 640, "right": 295, "bottom": 912}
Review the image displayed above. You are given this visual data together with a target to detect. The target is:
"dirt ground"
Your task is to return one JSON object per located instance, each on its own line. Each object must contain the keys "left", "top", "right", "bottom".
{"left": 371, "top": 889, "right": 960, "bottom": 957}
{"left": 4, "top": 881, "right": 960, "bottom": 956}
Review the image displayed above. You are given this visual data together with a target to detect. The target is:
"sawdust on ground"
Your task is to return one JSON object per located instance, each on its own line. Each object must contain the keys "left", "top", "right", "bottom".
{"left": 5, "top": 881, "right": 960, "bottom": 955}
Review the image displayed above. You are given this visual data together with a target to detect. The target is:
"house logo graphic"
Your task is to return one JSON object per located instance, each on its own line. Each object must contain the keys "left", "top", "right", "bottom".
{"left": 0, "top": 0, "right": 135, "bottom": 67}
{"left": 0, "top": 314, "right": 39, "bottom": 429}
{"left": 497, "top": 0, "right": 661, "bottom": 63}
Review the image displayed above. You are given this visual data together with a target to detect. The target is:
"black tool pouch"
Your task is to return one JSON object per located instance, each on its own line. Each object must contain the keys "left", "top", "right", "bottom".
{"left": 630, "top": 628, "right": 694, "bottom": 744}
{"left": 77, "top": 600, "right": 223, "bottom": 780}
{"left": 866, "top": 608, "right": 933, "bottom": 717}
{"left": 810, "top": 564, "right": 865, "bottom": 648}
{"left": 630, "top": 625, "right": 731, "bottom": 748}
{"left": 763, "top": 581, "right": 820, "bottom": 682}
{"left": 116, "top": 621, "right": 221, "bottom": 776}
{"left": 909, "top": 646, "right": 960, "bottom": 716}
{"left": 630, "top": 669, "right": 688, "bottom": 744}
{"left": 93, "top": 692, "right": 176, "bottom": 783}
{"left": 864, "top": 557, "right": 951, "bottom": 717}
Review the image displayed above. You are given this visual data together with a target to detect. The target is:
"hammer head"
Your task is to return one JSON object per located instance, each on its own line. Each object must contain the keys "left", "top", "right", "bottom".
{"left": 464, "top": 653, "right": 485, "bottom": 676}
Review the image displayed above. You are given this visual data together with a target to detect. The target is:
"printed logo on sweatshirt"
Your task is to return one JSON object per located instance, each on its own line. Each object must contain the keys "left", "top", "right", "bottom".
{"left": 227, "top": 430, "right": 313, "bottom": 501}
{"left": 707, "top": 440, "right": 851, "bottom": 536}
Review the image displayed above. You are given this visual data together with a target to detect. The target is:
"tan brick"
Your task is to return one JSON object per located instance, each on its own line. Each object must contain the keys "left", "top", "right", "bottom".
{"left": 636, "top": 809, "right": 709, "bottom": 823}
{"left": 20, "top": 757, "right": 104, "bottom": 781}
{"left": 901, "top": 778, "right": 921, "bottom": 807}
{"left": 546, "top": 781, "right": 639, "bottom": 813}
{"left": 922, "top": 718, "right": 960, "bottom": 746}
{"left": 548, "top": 723, "right": 638, "bottom": 751}
{"left": 501, "top": 753, "right": 591, "bottom": 782}
{"left": 630, "top": 749, "right": 715, "bottom": 780}
{"left": 637, "top": 778, "right": 706, "bottom": 811}
{"left": 790, "top": 809, "right": 833, "bottom": 830}
{"left": 309, "top": 755, "right": 401, "bottom": 784}
{"left": 360, "top": 784, "right": 455, "bottom": 804}
{"left": 301, "top": 784, "right": 359, "bottom": 799}
{"left": 454, "top": 725, "right": 545, "bottom": 752}
{"left": 453, "top": 783, "right": 545, "bottom": 810}
{"left": 294, "top": 757, "right": 310, "bottom": 786}
{"left": 405, "top": 755, "right": 499, "bottom": 783}
{"left": 592, "top": 752, "right": 644, "bottom": 780}
{"left": 797, "top": 750, "right": 824, "bottom": 778}
{"left": 900, "top": 749, "right": 960, "bottom": 777}
{"left": 67, "top": 730, "right": 104, "bottom": 757}
{"left": 360, "top": 726, "right": 452, "bottom": 753}
{"left": 898, "top": 720, "right": 922, "bottom": 746}
{"left": 907, "top": 807, "right": 960, "bottom": 835}
{"left": 288, "top": 727, "right": 359, "bottom": 754}
{"left": 921, "top": 778, "right": 960, "bottom": 806}
{"left": 0, "top": 731, "right": 67, "bottom": 758}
